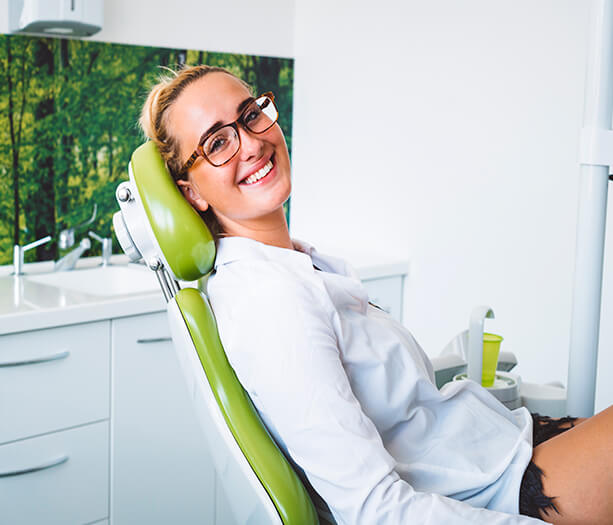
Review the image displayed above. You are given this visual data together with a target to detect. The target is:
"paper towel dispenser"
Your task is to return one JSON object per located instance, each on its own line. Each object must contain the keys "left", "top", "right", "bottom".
{"left": 9, "top": 0, "right": 103, "bottom": 37}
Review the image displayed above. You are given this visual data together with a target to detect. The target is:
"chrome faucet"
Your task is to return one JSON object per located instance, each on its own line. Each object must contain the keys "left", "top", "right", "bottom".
{"left": 12, "top": 235, "right": 52, "bottom": 275}
{"left": 88, "top": 231, "right": 112, "bottom": 266}
{"left": 54, "top": 238, "right": 91, "bottom": 272}
{"left": 57, "top": 203, "right": 98, "bottom": 251}
{"left": 53, "top": 204, "right": 98, "bottom": 272}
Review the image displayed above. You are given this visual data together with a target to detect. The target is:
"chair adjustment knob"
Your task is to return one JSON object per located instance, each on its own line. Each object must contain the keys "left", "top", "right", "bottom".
{"left": 117, "top": 187, "right": 132, "bottom": 202}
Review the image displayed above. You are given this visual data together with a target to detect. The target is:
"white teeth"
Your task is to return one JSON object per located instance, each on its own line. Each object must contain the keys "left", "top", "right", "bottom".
{"left": 243, "top": 160, "right": 273, "bottom": 185}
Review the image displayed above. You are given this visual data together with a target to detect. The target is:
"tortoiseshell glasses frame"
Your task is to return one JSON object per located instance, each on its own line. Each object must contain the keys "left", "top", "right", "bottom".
{"left": 178, "top": 92, "right": 278, "bottom": 174}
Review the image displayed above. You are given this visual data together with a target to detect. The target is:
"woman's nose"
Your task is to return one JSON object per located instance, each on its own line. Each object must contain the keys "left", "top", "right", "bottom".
{"left": 238, "top": 125, "right": 264, "bottom": 161}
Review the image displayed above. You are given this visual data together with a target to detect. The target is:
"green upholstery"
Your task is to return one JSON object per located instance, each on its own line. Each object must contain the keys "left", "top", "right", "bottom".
{"left": 131, "top": 141, "right": 216, "bottom": 280}
{"left": 130, "top": 142, "right": 319, "bottom": 525}
{"left": 176, "top": 288, "right": 319, "bottom": 525}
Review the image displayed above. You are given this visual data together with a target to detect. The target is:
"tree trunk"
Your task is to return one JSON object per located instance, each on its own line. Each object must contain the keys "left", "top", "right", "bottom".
{"left": 27, "top": 39, "right": 57, "bottom": 260}
{"left": 6, "top": 37, "right": 20, "bottom": 246}
{"left": 252, "top": 56, "right": 282, "bottom": 95}
{"left": 56, "top": 38, "right": 73, "bottom": 219}
{"left": 5, "top": 36, "right": 32, "bottom": 248}
{"left": 108, "top": 127, "right": 113, "bottom": 179}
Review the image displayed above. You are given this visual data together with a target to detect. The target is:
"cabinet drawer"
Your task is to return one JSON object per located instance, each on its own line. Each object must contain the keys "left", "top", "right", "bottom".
{"left": 362, "top": 275, "right": 404, "bottom": 322}
{"left": 0, "top": 420, "right": 109, "bottom": 525}
{"left": 0, "top": 321, "right": 110, "bottom": 444}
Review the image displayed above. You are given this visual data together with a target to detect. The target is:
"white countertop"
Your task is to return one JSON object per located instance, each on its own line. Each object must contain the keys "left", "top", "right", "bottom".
{"left": 0, "top": 255, "right": 165, "bottom": 335}
{"left": 0, "top": 255, "right": 409, "bottom": 336}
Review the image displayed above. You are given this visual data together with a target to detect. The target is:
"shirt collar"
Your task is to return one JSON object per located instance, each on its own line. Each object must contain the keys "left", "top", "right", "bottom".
{"left": 213, "top": 236, "right": 359, "bottom": 280}
{"left": 213, "top": 236, "right": 316, "bottom": 273}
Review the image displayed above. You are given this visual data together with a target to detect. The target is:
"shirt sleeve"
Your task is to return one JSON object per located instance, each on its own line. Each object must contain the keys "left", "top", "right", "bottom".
{"left": 220, "top": 276, "right": 549, "bottom": 525}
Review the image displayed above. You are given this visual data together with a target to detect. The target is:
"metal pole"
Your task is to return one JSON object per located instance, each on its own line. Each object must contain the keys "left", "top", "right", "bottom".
{"left": 567, "top": 0, "right": 613, "bottom": 417}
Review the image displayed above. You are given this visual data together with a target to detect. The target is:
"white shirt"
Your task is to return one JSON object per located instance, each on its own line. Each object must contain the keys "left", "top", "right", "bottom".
{"left": 207, "top": 237, "right": 548, "bottom": 525}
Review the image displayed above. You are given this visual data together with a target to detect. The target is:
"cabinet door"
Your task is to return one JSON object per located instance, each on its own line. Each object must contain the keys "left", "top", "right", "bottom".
{"left": 0, "top": 420, "right": 108, "bottom": 525}
{"left": 0, "top": 321, "right": 110, "bottom": 444}
{"left": 111, "top": 312, "right": 215, "bottom": 524}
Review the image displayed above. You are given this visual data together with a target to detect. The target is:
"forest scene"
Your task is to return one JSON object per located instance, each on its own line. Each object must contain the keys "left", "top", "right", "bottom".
{"left": 0, "top": 34, "right": 294, "bottom": 265}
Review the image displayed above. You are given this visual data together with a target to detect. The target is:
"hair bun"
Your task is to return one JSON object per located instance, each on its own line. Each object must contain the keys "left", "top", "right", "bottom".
{"left": 139, "top": 81, "right": 168, "bottom": 140}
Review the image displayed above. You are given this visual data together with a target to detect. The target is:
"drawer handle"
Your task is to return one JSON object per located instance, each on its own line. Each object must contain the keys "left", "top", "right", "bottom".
{"left": 0, "top": 455, "right": 69, "bottom": 477}
{"left": 0, "top": 350, "right": 70, "bottom": 368}
{"left": 137, "top": 337, "right": 171, "bottom": 344}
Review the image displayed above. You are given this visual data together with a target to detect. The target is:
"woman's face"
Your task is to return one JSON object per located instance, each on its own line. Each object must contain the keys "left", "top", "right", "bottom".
{"left": 170, "top": 72, "right": 291, "bottom": 232}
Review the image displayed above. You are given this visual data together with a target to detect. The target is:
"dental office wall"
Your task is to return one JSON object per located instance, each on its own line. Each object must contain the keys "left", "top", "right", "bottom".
{"left": 290, "top": 0, "right": 613, "bottom": 412}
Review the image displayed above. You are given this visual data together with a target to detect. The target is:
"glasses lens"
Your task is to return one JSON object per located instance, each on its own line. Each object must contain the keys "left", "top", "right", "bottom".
{"left": 203, "top": 126, "right": 240, "bottom": 166}
{"left": 243, "top": 95, "right": 278, "bottom": 134}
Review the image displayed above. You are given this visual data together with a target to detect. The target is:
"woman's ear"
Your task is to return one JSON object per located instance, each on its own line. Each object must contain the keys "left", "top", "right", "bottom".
{"left": 176, "top": 179, "right": 209, "bottom": 212}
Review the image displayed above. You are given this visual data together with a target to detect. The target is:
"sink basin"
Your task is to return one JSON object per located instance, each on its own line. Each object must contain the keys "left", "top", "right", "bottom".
{"left": 25, "top": 265, "right": 160, "bottom": 297}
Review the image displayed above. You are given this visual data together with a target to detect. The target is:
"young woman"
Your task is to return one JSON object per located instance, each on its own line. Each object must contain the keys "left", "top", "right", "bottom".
{"left": 139, "top": 64, "right": 613, "bottom": 525}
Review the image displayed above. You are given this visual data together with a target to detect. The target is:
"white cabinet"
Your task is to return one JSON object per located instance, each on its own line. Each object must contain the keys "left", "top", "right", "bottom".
{"left": 0, "top": 322, "right": 110, "bottom": 444}
{"left": 110, "top": 312, "right": 219, "bottom": 524}
{"left": 0, "top": 322, "right": 110, "bottom": 525}
{"left": 0, "top": 312, "right": 235, "bottom": 525}
{"left": 0, "top": 421, "right": 109, "bottom": 525}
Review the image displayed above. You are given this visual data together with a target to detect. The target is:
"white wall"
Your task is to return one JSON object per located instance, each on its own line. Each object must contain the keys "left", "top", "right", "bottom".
{"left": 0, "top": 0, "right": 295, "bottom": 57}
{"left": 291, "top": 0, "right": 613, "bottom": 411}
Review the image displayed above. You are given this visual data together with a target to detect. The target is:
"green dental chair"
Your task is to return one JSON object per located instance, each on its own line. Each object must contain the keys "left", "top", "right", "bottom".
{"left": 113, "top": 142, "right": 325, "bottom": 525}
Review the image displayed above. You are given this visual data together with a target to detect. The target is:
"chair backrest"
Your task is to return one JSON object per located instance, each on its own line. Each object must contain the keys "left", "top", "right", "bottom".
{"left": 113, "top": 141, "right": 319, "bottom": 525}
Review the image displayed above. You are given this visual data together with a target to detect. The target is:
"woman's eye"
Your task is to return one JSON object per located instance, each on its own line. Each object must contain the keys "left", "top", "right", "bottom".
{"left": 208, "top": 136, "right": 227, "bottom": 154}
{"left": 244, "top": 108, "right": 261, "bottom": 124}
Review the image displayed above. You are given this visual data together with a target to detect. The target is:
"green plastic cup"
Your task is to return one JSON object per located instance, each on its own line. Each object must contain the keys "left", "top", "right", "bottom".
{"left": 482, "top": 333, "right": 503, "bottom": 387}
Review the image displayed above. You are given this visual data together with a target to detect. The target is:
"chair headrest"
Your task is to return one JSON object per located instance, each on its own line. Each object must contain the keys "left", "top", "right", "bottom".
{"left": 113, "top": 141, "right": 216, "bottom": 281}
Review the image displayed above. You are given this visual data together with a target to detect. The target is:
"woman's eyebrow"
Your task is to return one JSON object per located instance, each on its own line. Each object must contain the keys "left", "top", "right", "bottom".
{"left": 237, "top": 96, "right": 255, "bottom": 114}
{"left": 197, "top": 96, "right": 255, "bottom": 144}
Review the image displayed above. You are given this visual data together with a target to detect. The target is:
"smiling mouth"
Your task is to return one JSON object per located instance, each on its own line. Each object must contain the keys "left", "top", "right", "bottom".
{"left": 240, "top": 157, "right": 274, "bottom": 185}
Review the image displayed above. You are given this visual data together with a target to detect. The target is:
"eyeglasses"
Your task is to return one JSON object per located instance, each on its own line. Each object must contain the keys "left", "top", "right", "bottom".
{"left": 179, "top": 92, "right": 279, "bottom": 174}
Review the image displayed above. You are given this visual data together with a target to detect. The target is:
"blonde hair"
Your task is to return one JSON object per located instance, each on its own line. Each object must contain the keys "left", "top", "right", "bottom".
{"left": 139, "top": 64, "right": 250, "bottom": 240}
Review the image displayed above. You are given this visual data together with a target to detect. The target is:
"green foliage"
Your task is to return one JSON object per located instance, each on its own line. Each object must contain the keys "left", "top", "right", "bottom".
{"left": 0, "top": 35, "right": 294, "bottom": 265}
